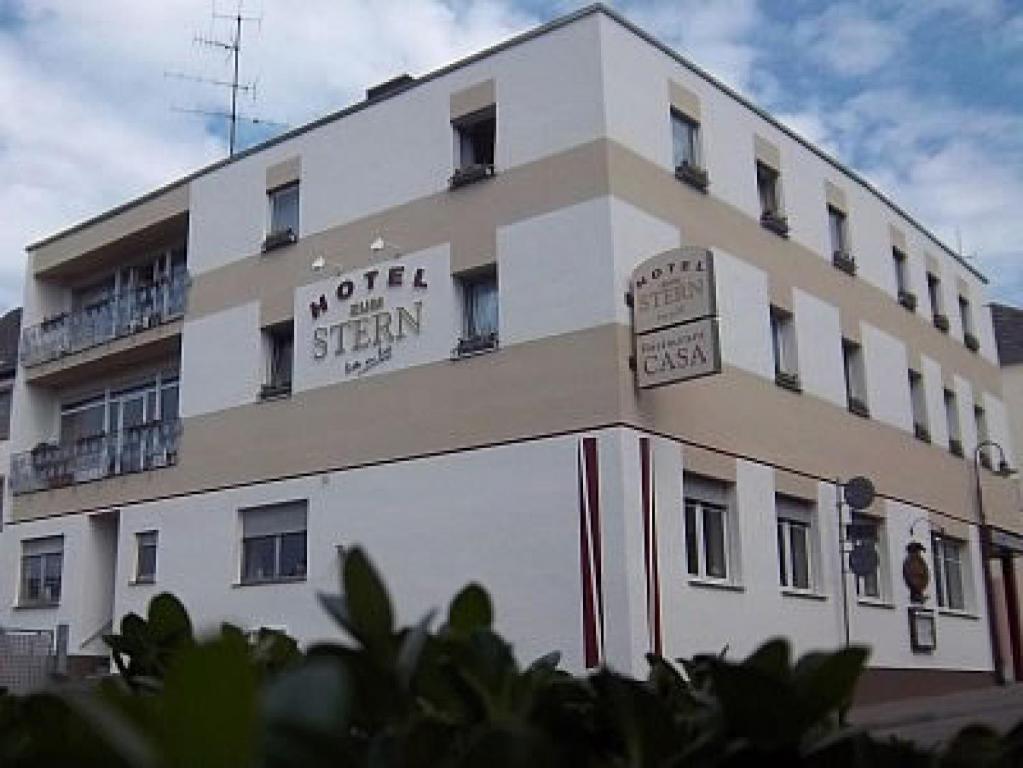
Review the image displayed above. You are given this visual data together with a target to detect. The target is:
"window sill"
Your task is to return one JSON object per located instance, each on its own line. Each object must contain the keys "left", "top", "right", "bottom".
{"left": 938, "top": 608, "right": 979, "bottom": 620}
{"left": 259, "top": 385, "right": 293, "bottom": 401}
{"left": 234, "top": 576, "right": 307, "bottom": 588}
{"left": 674, "top": 163, "right": 709, "bottom": 193}
{"left": 774, "top": 372, "right": 801, "bottom": 393}
{"left": 856, "top": 597, "right": 896, "bottom": 610}
{"left": 451, "top": 335, "right": 499, "bottom": 359}
{"left": 14, "top": 601, "right": 60, "bottom": 610}
{"left": 449, "top": 163, "right": 496, "bottom": 189}
{"left": 261, "top": 229, "right": 298, "bottom": 254}
{"left": 781, "top": 588, "right": 827, "bottom": 602}
{"left": 688, "top": 577, "right": 744, "bottom": 593}
{"left": 129, "top": 578, "right": 156, "bottom": 587}
{"left": 760, "top": 213, "right": 790, "bottom": 238}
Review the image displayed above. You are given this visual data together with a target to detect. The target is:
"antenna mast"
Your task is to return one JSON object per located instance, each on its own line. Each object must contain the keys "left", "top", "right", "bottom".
{"left": 169, "top": 2, "right": 285, "bottom": 156}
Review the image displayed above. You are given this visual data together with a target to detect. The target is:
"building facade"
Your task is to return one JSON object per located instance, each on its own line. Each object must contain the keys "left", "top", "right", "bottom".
{"left": 3, "top": 6, "right": 1021, "bottom": 700}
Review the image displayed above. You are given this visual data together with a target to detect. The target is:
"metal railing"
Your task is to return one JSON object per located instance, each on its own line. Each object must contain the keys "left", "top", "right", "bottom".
{"left": 21, "top": 273, "right": 190, "bottom": 368}
{"left": 10, "top": 420, "right": 181, "bottom": 495}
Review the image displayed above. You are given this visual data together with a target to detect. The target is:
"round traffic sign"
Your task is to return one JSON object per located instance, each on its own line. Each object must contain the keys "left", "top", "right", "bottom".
{"left": 844, "top": 476, "right": 876, "bottom": 510}
{"left": 848, "top": 542, "right": 879, "bottom": 577}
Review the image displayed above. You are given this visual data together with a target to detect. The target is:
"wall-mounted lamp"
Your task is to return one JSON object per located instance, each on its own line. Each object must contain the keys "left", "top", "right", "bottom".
{"left": 311, "top": 255, "right": 345, "bottom": 276}
{"left": 369, "top": 236, "right": 402, "bottom": 258}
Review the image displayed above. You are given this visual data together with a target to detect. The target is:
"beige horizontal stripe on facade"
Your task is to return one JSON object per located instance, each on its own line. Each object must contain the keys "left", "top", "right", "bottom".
{"left": 775, "top": 470, "right": 819, "bottom": 502}
{"left": 31, "top": 186, "right": 189, "bottom": 278}
{"left": 450, "top": 79, "right": 495, "bottom": 121}
{"left": 186, "top": 138, "right": 1000, "bottom": 399}
{"left": 668, "top": 80, "right": 700, "bottom": 121}
{"left": 824, "top": 181, "right": 846, "bottom": 212}
{"left": 12, "top": 324, "right": 1017, "bottom": 535}
{"left": 753, "top": 135, "right": 780, "bottom": 170}
{"left": 681, "top": 444, "right": 736, "bottom": 482}
{"left": 266, "top": 157, "right": 301, "bottom": 191}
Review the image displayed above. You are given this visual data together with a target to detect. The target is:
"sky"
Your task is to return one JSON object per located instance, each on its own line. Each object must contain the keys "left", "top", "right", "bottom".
{"left": 1, "top": 0, "right": 1021, "bottom": 313}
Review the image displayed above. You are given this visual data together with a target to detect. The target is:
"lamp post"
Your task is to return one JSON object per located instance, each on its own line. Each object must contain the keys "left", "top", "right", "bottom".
{"left": 973, "top": 439, "right": 1015, "bottom": 686}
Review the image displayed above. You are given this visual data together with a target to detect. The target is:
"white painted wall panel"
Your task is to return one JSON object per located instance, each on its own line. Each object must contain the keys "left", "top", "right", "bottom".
{"left": 713, "top": 250, "right": 772, "bottom": 379}
{"left": 180, "top": 302, "right": 261, "bottom": 417}
{"left": 921, "top": 355, "right": 949, "bottom": 448}
{"left": 608, "top": 198, "right": 681, "bottom": 327}
{"left": 792, "top": 289, "right": 846, "bottom": 407}
{"left": 861, "top": 323, "right": 912, "bottom": 432}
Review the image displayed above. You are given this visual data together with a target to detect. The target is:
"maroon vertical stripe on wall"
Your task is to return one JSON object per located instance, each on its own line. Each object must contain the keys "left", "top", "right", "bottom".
{"left": 578, "top": 437, "right": 603, "bottom": 668}
{"left": 640, "top": 437, "right": 663, "bottom": 656}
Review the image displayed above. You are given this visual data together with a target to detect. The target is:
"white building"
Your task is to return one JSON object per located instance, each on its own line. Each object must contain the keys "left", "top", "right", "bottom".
{"left": 3, "top": 6, "right": 1021, "bottom": 702}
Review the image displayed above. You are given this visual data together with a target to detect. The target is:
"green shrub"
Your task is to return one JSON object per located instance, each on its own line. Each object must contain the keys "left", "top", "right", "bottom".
{"left": 0, "top": 547, "right": 1018, "bottom": 766}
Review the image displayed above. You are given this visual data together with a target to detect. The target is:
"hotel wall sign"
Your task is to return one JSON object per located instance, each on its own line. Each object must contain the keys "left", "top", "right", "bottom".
{"left": 631, "top": 247, "right": 721, "bottom": 389}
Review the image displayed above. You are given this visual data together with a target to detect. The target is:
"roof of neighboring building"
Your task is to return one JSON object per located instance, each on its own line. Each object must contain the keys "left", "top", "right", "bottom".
{"left": 0, "top": 307, "right": 21, "bottom": 378}
{"left": 24, "top": 4, "right": 986, "bottom": 284}
{"left": 991, "top": 303, "right": 1023, "bottom": 366}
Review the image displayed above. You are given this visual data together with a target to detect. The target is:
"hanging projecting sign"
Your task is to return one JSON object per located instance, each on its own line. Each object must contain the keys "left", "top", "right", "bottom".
{"left": 293, "top": 247, "right": 457, "bottom": 393}
{"left": 632, "top": 246, "right": 721, "bottom": 389}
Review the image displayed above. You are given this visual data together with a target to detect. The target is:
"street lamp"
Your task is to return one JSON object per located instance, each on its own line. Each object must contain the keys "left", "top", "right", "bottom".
{"left": 973, "top": 439, "right": 1016, "bottom": 686}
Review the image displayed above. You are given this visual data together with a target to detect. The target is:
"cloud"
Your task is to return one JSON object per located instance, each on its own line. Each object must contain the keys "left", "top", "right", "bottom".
{"left": 793, "top": 5, "right": 904, "bottom": 78}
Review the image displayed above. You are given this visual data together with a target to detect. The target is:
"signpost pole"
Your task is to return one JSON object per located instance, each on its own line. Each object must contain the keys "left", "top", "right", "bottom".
{"left": 836, "top": 477, "right": 851, "bottom": 648}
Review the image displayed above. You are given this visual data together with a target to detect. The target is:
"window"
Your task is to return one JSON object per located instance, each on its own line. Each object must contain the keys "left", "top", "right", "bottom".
{"left": 0, "top": 388, "right": 11, "bottom": 441}
{"left": 770, "top": 307, "right": 799, "bottom": 389}
{"left": 241, "top": 501, "right": 308, "bottom": 584}
{"left": 975, "top": 404, "right": 990, "bottom": 468}
{"left": 828, "top": 206, "right": 848, "bottom": 256}
{"left": 932, "top": 535, "right": 966, "bottom": 611}
{"left": 945, "top": 389, "right": 962, "bottom": 456}
{"left": 756, "top": 161, "right": 781, "bottom": 216}
{"left": 842, "top": 339, "right": 868, "bottom": 416}
{"left": 909, "top": 370, "right": 929, "bottom": 441}
{"left": 265, "top": 183, "right": 299, "bottom": 251}
{"left": 671, "top": 111, "right": 700, "bottom": 169}
{"left": 683, "top": 475, "right": 733, "bottom": 582}
{"left": 451, "top": 105, "right": 496, "bottom": 186}
{"left": 20, "top": 536, "right": 63, "bottom": 606}
{"left": 893, "top": 248, "right": 910, "bottom": 295}
{"left": 777, "top": 496, "right": 815, "bottom": 591}
{"left": 959, "top": 295, "right": 979, "bottom": 350}
{"left": 850, "top": 515, "right": 885, "bottom": 600}
{"left": 928, "top": 273, "right": 948, "bottom": 331}
{"left": 135, "top": 531, "right": 158, "bottom": 584}
{"left": 456, "top": 269, "right": 499, "bottom": 355}
{"left": 60, "top": 395, "right": 106, "bottom": 443}
{"left": 262, "top": 322, "right": 294, "bottom": 398}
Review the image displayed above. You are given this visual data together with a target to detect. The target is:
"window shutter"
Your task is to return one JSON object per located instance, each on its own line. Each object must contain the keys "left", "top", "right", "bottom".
{"left": 242, "top": 501, "right": 307, "bottom": 538}
{"left": 22, "top": 536, "right": 64, "bottom": 557}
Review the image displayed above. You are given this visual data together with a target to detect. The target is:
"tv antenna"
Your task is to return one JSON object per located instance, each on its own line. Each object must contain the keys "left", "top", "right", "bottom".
{"left": 167, "top": 1, "right": 286, "bottom": 156}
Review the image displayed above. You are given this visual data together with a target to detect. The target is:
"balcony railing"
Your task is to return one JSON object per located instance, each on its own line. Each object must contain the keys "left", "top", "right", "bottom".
{"left": 10, "top": 420, "right": 181, "bottom": 495}
{"left": 21, "top": 273, "right": 190, "bottom": 368}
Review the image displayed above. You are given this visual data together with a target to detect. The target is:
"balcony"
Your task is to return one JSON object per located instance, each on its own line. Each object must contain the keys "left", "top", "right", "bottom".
{"left": 10, "top": 420, "right": 181, "bottom": 495}
{"left": 21, "top": 273, "right": 189, "bottom": 369}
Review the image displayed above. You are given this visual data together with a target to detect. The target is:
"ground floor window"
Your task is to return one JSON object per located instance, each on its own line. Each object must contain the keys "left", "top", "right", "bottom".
{"left": 241, "top": 501, "right": 308, "bottom": 583}
{"left": 135, "top": 530, "right": 158, "bottom": 583}
{"left": 20, "top": 536, "right": 63, "bottom": 606}
{"left": 933, "top": 534, "right": 966, "bottom": 611}
{"left": 776, "top": 496, "right": 815, "bottom": 591}
{"left": 850, "top": 514, "right": 885, "bottom": 600}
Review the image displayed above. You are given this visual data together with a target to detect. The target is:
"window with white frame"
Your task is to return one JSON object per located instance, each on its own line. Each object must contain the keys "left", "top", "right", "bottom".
{"left": 267, "top": 183, "right": 299, "bottom": 240}
{"left": 892, "top": 247, "right": 910, "bottom": 295}
{"left": 944, "top": 389, "right": 962, "bottom": 455}
{"left": 776, "top": 496, "right": 816, "bottom": 591}
{"left": 671, "top": 110, "right": 701, "bottom": 170}
{"left": 927, "top": 272, "right": 945, "bottom": 322}
{"left": 932, "top": 534, "right": 967, "bottom": 611}
{"left": 850, "top": 514, "right": 885, "bottom": 600}
{"left": 453, "top": 106, "right": 496, "bottom": 171}
{"left": 770, "top": 306, "right": 798, "bottom": 385}
{"left": 20, "top": 536, "right": 63, "bottom": 606}
{"left": 959, "top": 295, "right": 975, "bottom": 341}
{"left": 842, "top": 339, "right": 868, "bottom": 415}
{"left": 241, "top": 501, "right": 307, "bottom": 584}
{"left": 756, "top": 161, "right": 782, "bottom": 217}
{"left": 683, "top": 474, "right": 733, "bottom": 582}
{"left": 828, "top": 206, "right": 849, "bottom": 257}
{"left": 135, "top": 530, "right": 158, "bottom": 583}
{"left": 262, "top": 322, "right": 294, "bottom": 397}
{"left": 456, "top": 268, "right": 499, "bottom": 355}
{"left": 909, "top": 370, "right": 928, "bottom": 439}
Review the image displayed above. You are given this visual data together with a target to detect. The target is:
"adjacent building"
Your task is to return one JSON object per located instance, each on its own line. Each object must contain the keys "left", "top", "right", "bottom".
{"left": 3, "top": 5, "right": 1021, "bottom": 702}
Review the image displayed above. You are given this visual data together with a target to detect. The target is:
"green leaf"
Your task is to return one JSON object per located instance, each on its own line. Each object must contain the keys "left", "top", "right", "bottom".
{"left": 791, "top": 645, "right": 870, "bottom": 722}
{"left": 146, "top": 593, "right": 193, "bottom": 645}
{"left": 396, "top": 611, "right": 436, "bottom": 689}
{"left": 745, "top": 637, "right": 791, "bottom": 678}
{"left": 342, "top": 548, "right": 395, "bottom": 650}
{"left": 447, "top": 583, "right": 493, "bottom": 635}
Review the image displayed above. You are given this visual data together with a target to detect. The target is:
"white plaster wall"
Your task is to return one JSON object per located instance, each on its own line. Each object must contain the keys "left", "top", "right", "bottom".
{"left": 498, "top": 198, "right": 618, "bottom": 346}
{"left": 861, "top": 322, "right": 912, "bottom": 432}
{"left": 920, "top": 355, "right": 948, "bottom": 447}
{"left": 188, "top": 15, "right": 605, "bottom": 277}
{"left": 954, "top": 374, "right": 979, "bottom": 458}
{"left": 998, "top": 366, "right": 1023, "bottom": 468}
{"left": 792, "top": 288, "right": 846, "bottom": 407}
{"left": 713, "top": 250, "right": 773, "bottom": 379}
{"left": 982, "top": 393, "right": 1015, "bottom": 468}
{"left": 179, "top": 302, "right": 262, "bottom": 417}
{"left": 608, "top": 198, "right": 682, "bottom": 327}
{"left": 114, "top": 434, "right": 589, "bottom": 668}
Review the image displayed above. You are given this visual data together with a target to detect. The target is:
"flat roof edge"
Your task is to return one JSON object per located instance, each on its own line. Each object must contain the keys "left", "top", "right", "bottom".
{"left": 27, "top": 3, "right": 987, "bottom": 285}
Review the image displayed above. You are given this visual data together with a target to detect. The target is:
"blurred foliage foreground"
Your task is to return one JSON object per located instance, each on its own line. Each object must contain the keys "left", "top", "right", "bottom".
{"left": 0, "top": 547, "right": 1021, "bottom": 767}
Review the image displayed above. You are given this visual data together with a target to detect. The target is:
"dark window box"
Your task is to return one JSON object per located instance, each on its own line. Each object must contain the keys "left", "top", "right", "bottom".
{"left": 898, "top": 291, "right": 918, "bottom": 311}
{"left": 775, "top": 371, "right": 801, "bottom": 393}
{"left": 262, "top": 228, "right": 297, "bottom": 253}
{"left": 832, "top": 251, "right": 857, "bottom": 276}
{"left": 760, "top": 211, "right": 789, "bottom": 237}
{"left": 979, "top": 452, "right": 994, "bottom": 471}
{"left": 949, "top": 438, "right": 964, "bottom": 458}
{"left": 964, "top": 332, "right": 980, "bottom": 352}
{"left": 914, "top": 423, "right": 930, "bottom": 443}
{"left": 847, "top": 397, "right": 870, "bottom": 418}
{"left": 260, "top": 382, "right": 292, "bottom": 400}
{"left": 449, "top": 163, "right": 495, "bottom": 189}
{"left": 454, "top": 332, "right": 499, "bottom": 357}
{"left": 933, "top": 313, "right": 950, "bottom": 333}
{"left": 674, "top": 162, "right": 709, "bottom": 192}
